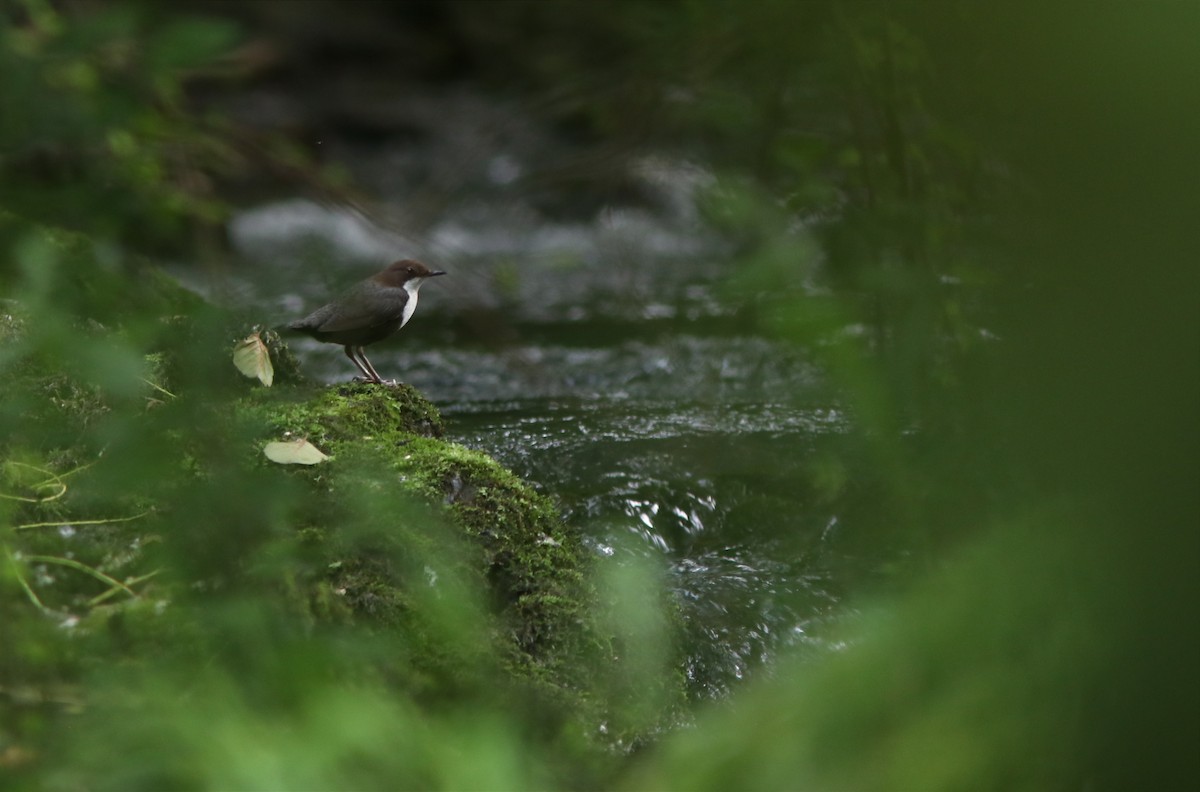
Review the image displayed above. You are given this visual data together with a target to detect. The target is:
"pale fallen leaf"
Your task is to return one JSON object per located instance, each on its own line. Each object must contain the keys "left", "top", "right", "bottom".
{"left": 233, "top": 333, "right": 274, "bottom": 386}
{"left": 263, "top": 438, "right": 329, "bottom": 465}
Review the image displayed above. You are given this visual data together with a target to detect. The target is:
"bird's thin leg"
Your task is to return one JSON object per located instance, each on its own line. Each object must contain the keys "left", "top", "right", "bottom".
{"left": 343, "top": 345, "right": 377, "bottom": 382}
{"left": 355, "top": 348, "right": 389, "bottom": 384}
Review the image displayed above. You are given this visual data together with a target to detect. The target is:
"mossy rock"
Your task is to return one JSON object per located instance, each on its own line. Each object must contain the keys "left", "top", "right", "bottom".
{"left": 254, "top": 381, "right": 446, "bottom": 442}
{"left": 238, "top": 382, "right": 609, "bottom": 692}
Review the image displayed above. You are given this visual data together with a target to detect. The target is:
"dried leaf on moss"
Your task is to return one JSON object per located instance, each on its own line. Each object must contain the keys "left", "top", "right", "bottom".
{"left": 233, "top": 333, "right": 274, "bottom": 387}
{"left": 263, "top": 438, "right": 329, "bottom": 465}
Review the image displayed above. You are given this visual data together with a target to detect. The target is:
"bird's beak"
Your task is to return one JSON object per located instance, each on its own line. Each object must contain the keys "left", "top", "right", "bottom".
{"left": 430, "top": 271, "right": 446, "bottom": 277}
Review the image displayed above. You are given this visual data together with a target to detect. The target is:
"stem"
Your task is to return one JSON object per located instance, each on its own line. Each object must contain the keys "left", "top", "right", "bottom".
{"left": 0, "top": 461, "right": 67, "bottom": 503}
{"left": 24, "top": 555, "right": 139, "bottom": 599}
{"left": 140, "top": 377, "right": 177, "bottom": 399}
{"left": 5, "top": 548, "right": 51, "bottom": 613}
{"left": 15, "top": 510, "right": 153, "bottom": 531}
{"left": 88, "top": 569, "right": 161, "bottom": 607}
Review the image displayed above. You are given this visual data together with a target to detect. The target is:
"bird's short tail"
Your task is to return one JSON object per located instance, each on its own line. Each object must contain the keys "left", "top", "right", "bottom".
{"left": 275, "top": 319, "right": 308, "bottom": 335}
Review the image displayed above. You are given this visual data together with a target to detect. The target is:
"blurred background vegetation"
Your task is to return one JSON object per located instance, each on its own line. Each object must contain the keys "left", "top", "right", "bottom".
{"left": 2, "top": 0, "right": 1197, "bottom": 789}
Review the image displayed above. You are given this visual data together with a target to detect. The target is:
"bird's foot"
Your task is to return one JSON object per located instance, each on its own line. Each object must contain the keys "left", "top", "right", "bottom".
{"left": 348, "top": 375, "right": 402, "bottom": 386}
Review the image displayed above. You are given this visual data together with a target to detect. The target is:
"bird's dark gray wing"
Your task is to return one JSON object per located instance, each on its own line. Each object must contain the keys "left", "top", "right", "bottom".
{"left": 296, "top": 283, "right": 409, "bottom": 334}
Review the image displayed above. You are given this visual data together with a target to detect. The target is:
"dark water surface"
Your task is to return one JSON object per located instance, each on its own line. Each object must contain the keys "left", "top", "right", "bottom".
{"left": 448, "top": 397, "right": 852, "bottom": 697}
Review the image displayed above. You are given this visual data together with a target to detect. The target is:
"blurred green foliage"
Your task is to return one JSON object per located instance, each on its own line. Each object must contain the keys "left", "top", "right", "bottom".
{"left": 0, "top": 0, "right": 243, "bottom": 249}
{"left": 2, "top": 0, "right": 1197, "bottom": 790}
{"left": 629, "top": 4, "right": 1199, "bottom": 790}
{"left": 0, "top": 2, "right": 669, "bottom": 786}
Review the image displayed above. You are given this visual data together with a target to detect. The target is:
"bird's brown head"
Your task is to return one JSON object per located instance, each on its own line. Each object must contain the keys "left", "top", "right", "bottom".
{"left": 375, "top": 259, "right": 446, "bottom": 287}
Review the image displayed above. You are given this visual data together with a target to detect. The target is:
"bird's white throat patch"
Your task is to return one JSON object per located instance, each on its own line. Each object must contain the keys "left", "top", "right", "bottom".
{"left": 400, "top": 277, "right": 425, "bottom": 327}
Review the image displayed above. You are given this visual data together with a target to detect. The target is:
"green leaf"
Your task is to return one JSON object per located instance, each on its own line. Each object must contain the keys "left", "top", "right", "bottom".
{"left": 232, "top": 333, "right": 273, "bottom": 387}
{"left": 263, "top": 439, "right": 329, "bottom": 466}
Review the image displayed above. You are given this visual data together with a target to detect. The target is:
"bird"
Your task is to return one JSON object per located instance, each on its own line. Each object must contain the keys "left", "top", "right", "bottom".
{"left": 287, "top": 259, "right": 445, "bottom": 384}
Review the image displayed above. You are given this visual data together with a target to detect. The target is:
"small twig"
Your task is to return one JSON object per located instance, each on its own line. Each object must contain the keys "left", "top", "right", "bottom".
{"left": 14, "top": 509, "right": 153, "bottom": 532}
{"left": 140, "top": 377, "right": 177, "bottom": 400}
{"left": 23, "top": 555, "right": 139, "bottom": 599}
{"left": 0, "top": 461, "right": 67, "bottom": 503}
{"left": 49, "top": 461, "right": 96, "bottom": 482}
{"left": 88, "top": 569, "right": 161, "bottom": 607}
{"left": 4, "top": 548, "right": 51, "bottom": 614}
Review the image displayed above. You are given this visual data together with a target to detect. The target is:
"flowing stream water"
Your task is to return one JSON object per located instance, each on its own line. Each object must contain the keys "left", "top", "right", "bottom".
{"left": 197, "top": 103, "right": 864, "bottom": 697}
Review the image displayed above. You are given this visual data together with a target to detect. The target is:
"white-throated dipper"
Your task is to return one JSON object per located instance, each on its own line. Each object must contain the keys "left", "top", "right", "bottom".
{"left": 288, "top": 259, "right": 445, "bottom": 384}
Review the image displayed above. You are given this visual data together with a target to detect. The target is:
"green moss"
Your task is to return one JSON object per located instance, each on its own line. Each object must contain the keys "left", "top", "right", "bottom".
{"left": 391, "top": 435, "right": 601, "bottom": 676}
{"left": 257, "top": 328, "right": 305, "bottom": 385}
{"left": 243, "top": 381, "right": 444, "bottom": 447}
{"left": 238, "top": 380, "right": 612, "bottom": 693}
